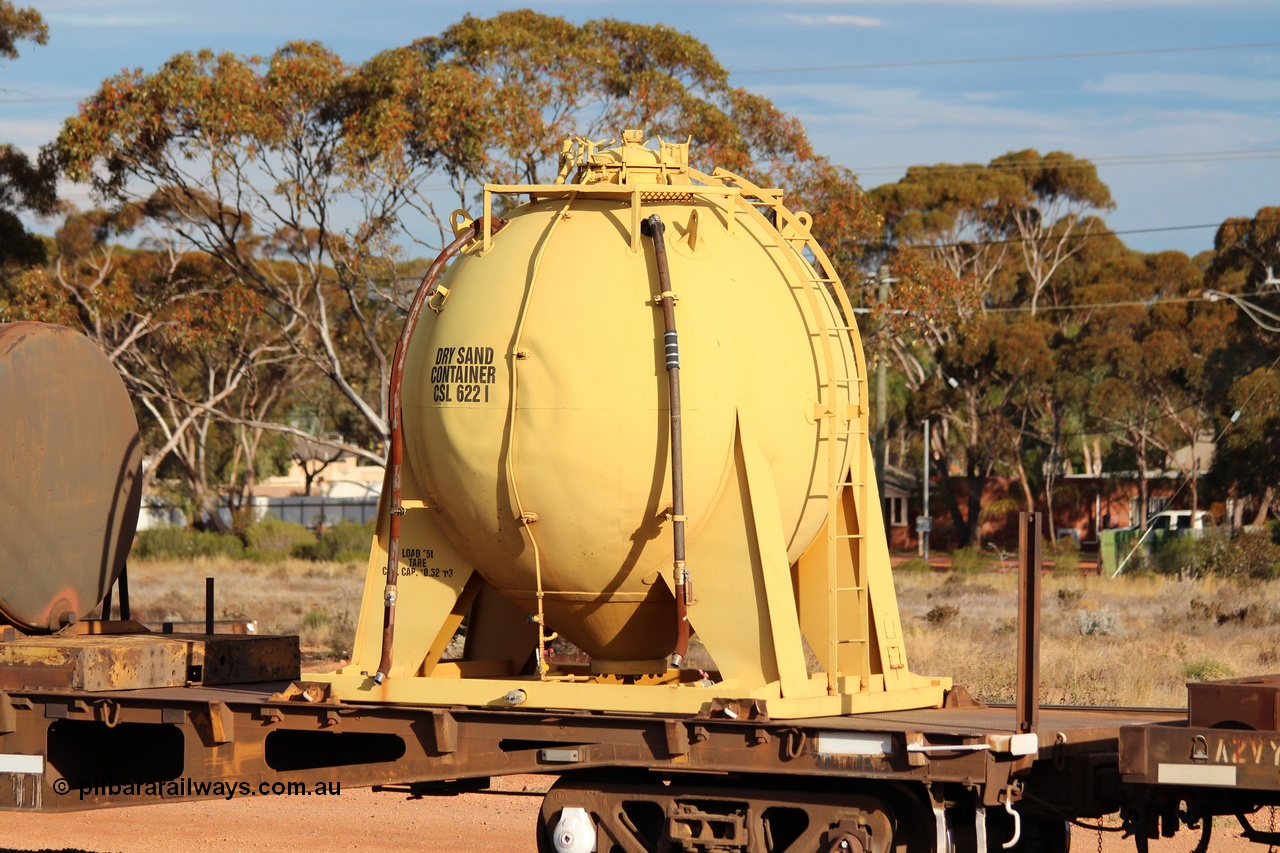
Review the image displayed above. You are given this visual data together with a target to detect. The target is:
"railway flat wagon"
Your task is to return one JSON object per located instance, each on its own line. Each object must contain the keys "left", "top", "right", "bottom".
{"left": 0, "top": 133, "right": 1270, "bottom": 853}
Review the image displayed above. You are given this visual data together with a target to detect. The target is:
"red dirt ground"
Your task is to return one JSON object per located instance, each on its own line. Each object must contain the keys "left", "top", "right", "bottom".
{"left": 0, "top": 775, "right": 1263, "bottom": 852}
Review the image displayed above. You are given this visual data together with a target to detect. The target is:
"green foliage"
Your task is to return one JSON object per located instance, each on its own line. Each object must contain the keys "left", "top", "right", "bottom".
{"left": 40, "top": 11, "right": 867, "bottom": 522}
{"left": 244, "top": 517, "right": 314, "bottom": 555}
{"left": 1154, "top": 529, "right": 1280, "bottom": 582}
{"left": 896, "top": 557, "right": 932, "bottom": 574}
{"left": 0, "top": 1, "right": 46, "bottom": 60}
{"left": 298, "top": 608, "right": 354, "bottom": 658}
{"left": 1153, "top": 533, "right": 1220, "bottom": 578}
{"left": 0, "top": 4, "right": 56, "bottom": 288}
{"left": 978, "top": 497, "right": 1021, "bottom": 523}
{"left": 1226, "top": 530, "right": 1280, "bottom": 582}
{"left": 291, "top": 520, "right": 373, "bottom": 562}
{"left": 134, "top": 517, "right": 373, "bottom": 566}
{"left": 302, "top": 608, "right": 332, "bottom": 631}
{"left": 1184, "top": 659, "right": 1236, "bottom": 682}
{"left": 15, "top": 10, "right": 1279, "bottom": 544}
{"left": 1047, "top": 536, "right": 1080, "bottom": 576}
{"left": 133, "top": 527, "right": 244, "bottom": 560}
{"left": 950, "top": 546, "right": 994, "bottom": 575}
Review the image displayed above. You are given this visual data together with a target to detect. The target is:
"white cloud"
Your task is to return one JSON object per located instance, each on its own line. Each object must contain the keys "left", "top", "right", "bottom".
{"left": 3, "top": 120, "right": 67, "bottom": 149}
{"left": 786, "top": 13, "right": 881, "bottom": 26}
{"left": 757, "top": 81, "right": 1068, "bottom": 135}
{"left": 1086, "top": 72, "right": 1280, "bottom": 101}
{"left": 752, "top": 76, "right": 1280, "bottom": 254}
{"left": 45, "top": 13, "right": 185, "bottom": 27}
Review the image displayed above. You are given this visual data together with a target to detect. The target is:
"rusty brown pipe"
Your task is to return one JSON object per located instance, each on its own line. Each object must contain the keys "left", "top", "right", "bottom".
{"left": 641, "top": 214, "right": 690, "bottom": 668}
{"left": 374, "top": 217, "right": 508, "bottom": 685}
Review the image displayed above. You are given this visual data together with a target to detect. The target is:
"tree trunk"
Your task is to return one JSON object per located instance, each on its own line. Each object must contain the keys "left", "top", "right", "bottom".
{"left": 1136, "top": 433, "right": 1150, "bottom": 529}
{"left": 935, "top": 431, "right": 970, "bottom": 547}
{"left": 963, "top": 391, "right": 984, "bottom": 546}
{"left": 1013, "top": 452, "right": 1036, "bottom": 515}
{"left": 1190, "top": 460, "right": 1199, "bottom": 523}
{"left": 1253, "top": 486, "right": 1275, "bottom": 526}
{"left": 965, "top": 450, "right": 985, "bottom": 547}
{"left": 1232, "top": 486, "right": 1248, "bottom": 530}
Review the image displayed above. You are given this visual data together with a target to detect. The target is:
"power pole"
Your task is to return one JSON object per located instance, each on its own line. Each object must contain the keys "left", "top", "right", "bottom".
{"left": 920, "top": 419, "right": 931, "bottom": 561}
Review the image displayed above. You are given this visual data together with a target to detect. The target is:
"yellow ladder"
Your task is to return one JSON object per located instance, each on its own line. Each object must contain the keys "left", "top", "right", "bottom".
{"left": 694, "top": 167, "right": 874, "bottom": 687}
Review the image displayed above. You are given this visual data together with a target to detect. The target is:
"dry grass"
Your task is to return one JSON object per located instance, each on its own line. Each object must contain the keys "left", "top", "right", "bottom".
{"left": 122, "top": 556, "right": 1280, "bottom": 706}
{"left": 123, "top": 556, "right": 366, "bottom": 660}
{"left": 897, "top": 569, "right": 1280, "bottom": 708}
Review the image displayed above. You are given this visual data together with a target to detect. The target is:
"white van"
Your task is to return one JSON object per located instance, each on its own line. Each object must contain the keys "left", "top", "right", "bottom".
{"left": 1147, "top": 510, "right": 1208, "bottom": 531}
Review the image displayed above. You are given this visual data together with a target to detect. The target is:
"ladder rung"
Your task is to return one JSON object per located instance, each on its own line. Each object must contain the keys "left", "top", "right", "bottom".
{"left": 835, "top": 586, "right": 866, "bottom": 593}
{"left": 831, "top": 533, "right": 865, "bottom": 540}
{"left": 835, "top": 639, "right": 868, "bottom": 645}
{"left": 833, "top": 480, "right": 865, "bottom": 489}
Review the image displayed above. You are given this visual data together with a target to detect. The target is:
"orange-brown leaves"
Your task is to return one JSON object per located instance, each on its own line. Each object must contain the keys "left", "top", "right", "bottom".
{"left": 879, "top": 246, "right": 983, "bottom": 347}
{"left": 1210, "top": 206, "right": 1280, "bottom": 292}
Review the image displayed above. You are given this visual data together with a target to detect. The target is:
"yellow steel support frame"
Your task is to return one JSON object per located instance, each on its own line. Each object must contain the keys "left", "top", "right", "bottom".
{"left": 703, "top": 167, "right": 913, "bottom": 694}
{"left": 313, "top": 165, "right": 947, "bottom": 719}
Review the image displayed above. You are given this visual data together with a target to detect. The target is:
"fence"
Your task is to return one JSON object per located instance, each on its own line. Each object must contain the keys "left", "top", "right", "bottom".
{"left": 140, "top": 496, "right": 382, "bottom": 531}
{"left": 241, "top": 496, "right": 380, "bottom": 529}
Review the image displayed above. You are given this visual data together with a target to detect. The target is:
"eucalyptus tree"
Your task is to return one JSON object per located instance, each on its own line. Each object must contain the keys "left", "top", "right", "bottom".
{"left": 1204, "top": 207, "right": 1280, "bottom": 526}
{"left": 868, "top": 153, "right": 1112, "bottom": 544}
{"left": 9, "top": 208, "right": 301, "bottom": 521}
{"left": 52, "top": 11, "right": 863, "bottom": 462}
{"left": 0, "top": 1, "right": 55, "bottom": 278}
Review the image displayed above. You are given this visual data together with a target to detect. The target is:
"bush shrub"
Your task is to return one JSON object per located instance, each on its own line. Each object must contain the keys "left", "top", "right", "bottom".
{"left": 950, "top": 546, "right": 994, "bottom": 575}
{"left": 133, "top": 527, "right": 244, "bottom": 560}
{"left": 292, "top": 520, "right": 373, "bottom": 562}
{"left": 320, "top": 520, "right": 374, "bottom": 560}
{"left": 1154, "top": 534, "right": 1211, "bottom": 577}
{"left": 1184, "top": 659, "right": 1235, "bottom": 682}
{"left": 244, "top": 517, "right": 313, "bottom": 557}
{"left": 1152, "top": 528, "right": 1280, "bottom": 582}
{"left": 134, "top": 517, "right": 373, "bottom": 564}
{"left": 297, "top": 608, "right": 354, "bottom": 658}
{"left": 1076, "top": 609, "right": 1121, "bottom": 636}
{"left": 896, "top": 557, "right": 932, "bottom": 574}
{"left": 1225, "top": 529, "right": 1280, "bottom": 582}
{"left": 925, "top": 604, "right": 959, "bottom": 625}
{"left": 1047, "top": 536, "right": 1080, "bottom": 575}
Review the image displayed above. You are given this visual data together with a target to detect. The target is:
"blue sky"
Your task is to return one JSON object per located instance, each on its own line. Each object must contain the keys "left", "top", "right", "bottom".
{"left": 3, "top": 0, "right": 1278, "bottom": 257}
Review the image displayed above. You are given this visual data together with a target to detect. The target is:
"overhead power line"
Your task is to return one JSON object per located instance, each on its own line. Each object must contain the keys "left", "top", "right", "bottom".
{"left": 863, "top": 287, "right": 1278, "bottom": 317}
{"left": 911, "top": 216, "right": 1280, "bottom": 250}
{"left": 0, "top": 96, "right": 80, "bottom": 104}
{"left": 731, "top": 41, "right": 1280, "bottom": 76}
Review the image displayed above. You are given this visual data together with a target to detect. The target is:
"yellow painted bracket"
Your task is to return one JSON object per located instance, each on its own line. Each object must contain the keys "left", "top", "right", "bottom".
{"left": 736, "top": 413, "right": 811, "bottom": 700}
